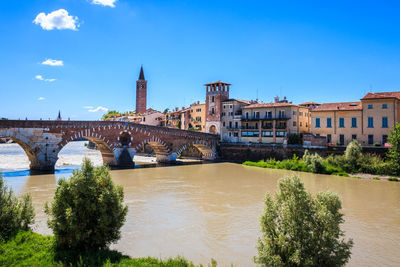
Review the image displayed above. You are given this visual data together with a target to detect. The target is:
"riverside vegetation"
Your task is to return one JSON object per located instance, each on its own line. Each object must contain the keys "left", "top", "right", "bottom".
{"left": 244, "top": 123, "right": 400, "bottom": 179}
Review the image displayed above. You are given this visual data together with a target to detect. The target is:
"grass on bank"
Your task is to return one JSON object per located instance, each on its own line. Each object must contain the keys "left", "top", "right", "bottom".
{"left": 0, "top": 231, "right": 204, "bottom": 267}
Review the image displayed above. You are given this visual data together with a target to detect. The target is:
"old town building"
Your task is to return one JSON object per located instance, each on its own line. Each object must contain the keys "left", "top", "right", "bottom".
{"left": 220, "top": 99, "right": 250, "bottom": 142}
{"left": 240, "top": 101, "right": 310, "bottom": 144}
{"left": 205, "top": 81, "right": 230, "bottom": 134}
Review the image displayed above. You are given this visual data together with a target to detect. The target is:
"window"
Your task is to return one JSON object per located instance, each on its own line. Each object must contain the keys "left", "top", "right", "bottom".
{"left": 223, "top": 122, "right": 225, "bottom": 127}
{"left": 229, "top": 132, "right": 231, "bottom": 137}
{"left": 254, "top": 112, "right": 260, "bottom": 119}
{"left": 300, "top": 122, "right": 302, "bottom": 127}
{"left": 276, "top": 131, "right": 287, "bottom": 137}
{"left": 223, "top": 105, "right": 226, "bottom": 109}
{"left": 351, "top": 117, "right": 357, "bottom": 128}
{"left": 368, "top": 117, "right": 374, "bottom": 128}
{"left": 316, "top": 118, "right": 320, "bottom": 128}
{"left": 382, "top": 104, "right": 388, "bottom": 109}
{"left": 279, "top": 110, "right": 285, "bottom": 118}
{"left": 266, "top": 111, "right": 272, "bottom": 118}
{"left": 255, "top": 123, "right": 258, "bottom": 129}
{"left": 368, "top": 135, "right": 374, "bottom": 145}
{"left": 382, "top": 117, "right": 388, "bottom": 128}
{"left": 293, "top": 121, "right": 297, "bottom": 126}
{"left": 211, "top": 96, "right": 215, "bottom": 102}
{"left": 352, "top": 134, "right": 357, "bottom": 141}
{"left": 262, "top": 131, "right": 273, "bottom": 137}
{"left": 339, "top": 117, "right": 345, "bottom": 128}
{"left": 233, "top": 132, "right": 239, "bottom": 137}
{"left": 211, "top": 108, "right": 215, "bottom": 114}
{"left": 230, "top": 105, "right": 233, "bottom": 109}
{"left": 293, "top": 111, "right": 296, "bottom": 115}
{"left": 241, "top": 131, "right": 259, "bottom": 137}
{"left": 229, "top": 121, "right": 232, "bottom": 128}
{"left": 327, "top": 134, "right": 332, "bottom": 143}
{"left": 339, "top": 134, "right": 345, "bottom": 145}
{"left": 382, "top": 135, "right": 388, "bottom": 144}
{"left": 235, "top": 122, "right": 238, "bottom": 128}
{"left": 368, "top": 104, "right": 373, "bottom": 109}
{"left": 327, "top": 118, "right": 332, "bottom": 128}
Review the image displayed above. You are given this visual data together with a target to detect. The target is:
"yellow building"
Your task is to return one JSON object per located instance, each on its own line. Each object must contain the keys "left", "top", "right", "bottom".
{"left": 361, "top": 92, "right": 400, "bottom": 145}
{"left": 189, "top": 102, "right": 206, "bottom": 132}
{"left": 310, "top": 102, "right": 362, "bottom": 145}
{"left": 310, "top": 91, "right": 400, "bottom": 146}
{"left": 240, "top": 102, "right": 310, "bottom": 144}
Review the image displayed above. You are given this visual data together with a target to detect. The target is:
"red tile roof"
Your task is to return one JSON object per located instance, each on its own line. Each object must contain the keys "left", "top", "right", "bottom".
{"left": 312, "top": 102, "right": 361, "bottom": 112}
{"left": 243, "top": 102, "right": 296, "bottom": 109}
{"left": 222, "top": 98, "right": 251, "bottom": 104}
{"left": 362, "top": 91, "right": 400, "bottom": 100}
{"left": 299, "top": 101, "right": 320, "bottom": 106}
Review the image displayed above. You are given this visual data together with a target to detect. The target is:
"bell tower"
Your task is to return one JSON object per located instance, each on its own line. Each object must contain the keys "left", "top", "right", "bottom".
{"left": 136, "top": 66, "right": 147, "bottom": 114}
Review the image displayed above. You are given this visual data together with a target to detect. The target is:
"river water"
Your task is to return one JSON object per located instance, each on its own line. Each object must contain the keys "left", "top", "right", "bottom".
{"left": 1, "top": 142, "right": 400, "bottom": 266}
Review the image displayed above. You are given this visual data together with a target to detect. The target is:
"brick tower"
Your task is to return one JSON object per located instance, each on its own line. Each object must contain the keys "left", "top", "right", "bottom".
{"left": 136, "top": 66, "right": 147, "bottom": 114}
{"left": 205, "top": 81, "right": 230, "bottom": 134}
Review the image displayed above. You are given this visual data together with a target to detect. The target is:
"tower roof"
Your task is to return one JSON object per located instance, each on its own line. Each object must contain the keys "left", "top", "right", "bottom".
{"left": 57, "top": 110, "right": 61, "bottom": 121}
{"left": 138, "top": 65, "right": 145, "bottom": 80}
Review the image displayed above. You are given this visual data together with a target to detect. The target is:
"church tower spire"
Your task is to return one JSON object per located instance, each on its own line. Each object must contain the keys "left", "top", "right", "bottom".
{"left": 136, "top": 65, "right": 147, "bottom": 114}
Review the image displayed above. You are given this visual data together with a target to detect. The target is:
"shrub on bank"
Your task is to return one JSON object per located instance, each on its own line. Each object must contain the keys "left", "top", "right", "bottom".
{"left": 0, "top": 231, "right": 199, "bottom": 267}
{"left": 0, "top": 176, "right": 35, "bottom": 242}
{"left": 45, "top": 159, "right": 128, "bottom": 251}
{"left": 255, "top": 175, "right": 353, "bottom": 266}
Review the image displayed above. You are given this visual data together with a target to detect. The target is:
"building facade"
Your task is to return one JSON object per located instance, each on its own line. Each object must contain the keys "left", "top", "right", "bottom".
{"left": 239, "top": 102, "right": 310, "bottom": 144}
{"left": 220, "top": 99, "right": 250, "bottom": 142}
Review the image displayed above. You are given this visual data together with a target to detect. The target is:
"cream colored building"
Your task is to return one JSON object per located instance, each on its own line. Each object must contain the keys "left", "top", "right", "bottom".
{"left": 220, "top": 99, "right": 250, "bottom": 142}
{"left": 239, "top": 102, "right": 310, "bottom": 144}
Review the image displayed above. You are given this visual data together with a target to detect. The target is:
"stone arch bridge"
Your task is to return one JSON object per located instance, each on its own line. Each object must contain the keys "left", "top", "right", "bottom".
{"left": 0, "top": 120, "right": 219, "bottom": 172}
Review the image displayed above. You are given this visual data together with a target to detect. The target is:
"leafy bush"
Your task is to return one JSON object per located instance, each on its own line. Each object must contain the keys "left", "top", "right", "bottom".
{"left": 45, "top": 159, "right": 128, "bottom": 250}
{"left": 357, "top": 154, "right": 390, "bottom": 175}
{"left": 255, "top": 175, "right": 353, "bottom": 266}
{"left": 303, "top": 151, "right": 325, "bottom": 173}
{"left": 345, "top": 140, "right": 362, "bottom": 166}
{"left": 0, "top": 176, "right": 35, "bottom": 242}
{"left": 388, "top": 177, "right": 399, "bottom": 182}
{"left": 387, "top": 123, "right": 400, "bottom": 175}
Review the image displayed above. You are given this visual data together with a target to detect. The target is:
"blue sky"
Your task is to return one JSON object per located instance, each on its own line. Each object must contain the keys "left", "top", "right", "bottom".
{"left": 1, "top": 0, "right": 399, "bottom": 120}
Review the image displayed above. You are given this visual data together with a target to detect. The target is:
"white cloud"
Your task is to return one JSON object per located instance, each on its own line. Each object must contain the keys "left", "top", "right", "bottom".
{"left": 33, "top": 9, "right": 79, "bottom": 30}
{"left": 35, "top": 75, "right": 56, "bottom": 82}
{"left": 42, "top": 59, "right": 63, "bottom": 66}
{"left": 38, "top": 97, "right": 45, "bottom": 101}
{"left": 91, "top": 0, "right": 117, "bottom": 7}
{"left": 83, "top": 106, "right": 94, "bottom": 109}
{"left": 88, "top": 106, "right": 109, "bottom": 112}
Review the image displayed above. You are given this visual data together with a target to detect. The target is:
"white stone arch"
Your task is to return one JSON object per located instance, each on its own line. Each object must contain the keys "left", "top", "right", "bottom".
{"left": 134, "top": 136, "right": 172, "bottom": 163}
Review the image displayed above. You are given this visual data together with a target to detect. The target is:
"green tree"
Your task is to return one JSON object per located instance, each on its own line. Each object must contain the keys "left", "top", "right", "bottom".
{"left": 45, "top": 159, "right": 128, "bottom": 250}
{"left": 345, "top": 139, "right": 362, "bottom": 167}
{"left": 101, "top": 110, "right": 122, "bottom": 121}
{"left": 255, "top": 175, "right": 353, "bottom": 267}
{"left": 0, "top": 176, "right": 35, "bottom": 241}
{"left": 387, "top": 122, "right": 400, "bottom": 175}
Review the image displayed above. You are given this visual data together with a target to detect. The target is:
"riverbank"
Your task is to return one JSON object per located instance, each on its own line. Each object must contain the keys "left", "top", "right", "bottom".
{"left": 243, "top": 155, "right": 400, "bottom": 182}
{"left": 0, "top": 231, "right": 204, "bottom": 267}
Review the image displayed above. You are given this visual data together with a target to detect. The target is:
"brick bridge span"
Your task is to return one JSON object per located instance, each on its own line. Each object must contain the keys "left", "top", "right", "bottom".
{"left": 0, "top": 120, "right": 219, "bottom": 172}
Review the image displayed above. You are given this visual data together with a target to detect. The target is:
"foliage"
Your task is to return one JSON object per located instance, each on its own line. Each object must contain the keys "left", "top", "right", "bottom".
{"left": 0, "top": 176, "right": 35, "bottom": 242}
{"left": 101, "top": 110, "right": 132, "bottom": 121}
{"left": 387, "top": 122, "right": 400, "bottom": 175}
{"left": 255, "top": 175, "right": 353, "bottom": 267}
{"left": 45, "top": 159, "right": 128, "bottom": 251}
{"left": 287, "top": 133, "right": 301, "bottom": 145}
{"left": 388, "top": 177, "right": 399, "bottom": 182}
{"left": 163, "top": 108, "right": 170, "bottom": 114}
{"left": 0, "top": 231, "right": 201, "bottom": 267}
{"left": 345, "top": 140, "right": 362, "bottom": 166}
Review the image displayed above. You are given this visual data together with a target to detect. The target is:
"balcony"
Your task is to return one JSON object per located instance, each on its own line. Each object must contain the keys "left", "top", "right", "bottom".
{"left": 240, "top": 126, "right": 258, "bottom": 130}
{"left": 241, "top": 115, "right": 291, "bottom": 121}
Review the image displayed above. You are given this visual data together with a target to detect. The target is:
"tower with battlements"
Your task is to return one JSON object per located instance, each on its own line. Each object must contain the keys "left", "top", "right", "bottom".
{"left": 136, "top": 66, "right": 147, "bottom": 114}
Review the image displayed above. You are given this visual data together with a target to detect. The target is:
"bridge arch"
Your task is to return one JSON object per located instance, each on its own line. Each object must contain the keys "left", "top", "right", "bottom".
{"left": 59, "top": 135, "right": 117, "bottom": 166}
{"left": 0, "top": 134, "right": 40, "bottom": 169}
{"left": 176, "top": 141, "right": 217, "bottom": 161}
{"left": 135, "top": 136, "right": 171, "bottom": 163}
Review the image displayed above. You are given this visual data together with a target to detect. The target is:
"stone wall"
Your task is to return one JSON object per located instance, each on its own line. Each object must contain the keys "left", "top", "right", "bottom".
{"left": 219, "top": 143, "right": 388, "bottom": 162}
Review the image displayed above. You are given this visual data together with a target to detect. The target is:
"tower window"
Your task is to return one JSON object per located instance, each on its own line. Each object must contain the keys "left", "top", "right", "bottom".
{"left": 212, "top": 96, "right": 215, "bottom": 102}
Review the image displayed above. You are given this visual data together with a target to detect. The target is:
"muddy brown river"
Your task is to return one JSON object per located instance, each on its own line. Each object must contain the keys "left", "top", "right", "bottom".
{"left": 1, "top": 143, "right": 400, "bottom": 266}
